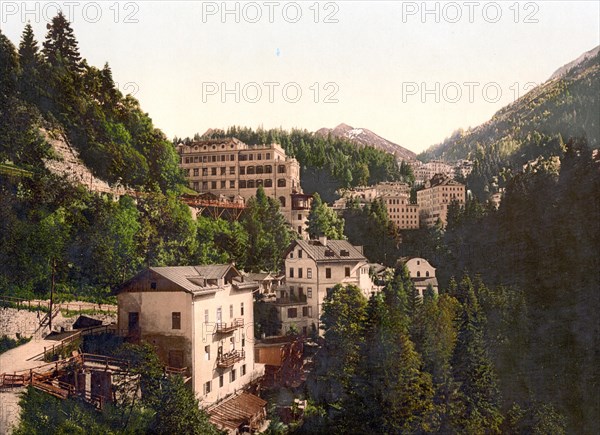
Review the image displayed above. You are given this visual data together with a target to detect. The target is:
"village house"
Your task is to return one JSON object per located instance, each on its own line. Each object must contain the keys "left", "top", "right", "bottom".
{"left": 402, "top": 257, "right": 439, "bottom": 297}
{"left": 272, "top": 237, "right": 377, "bottom": 335}
{"left": 176, "top": 138, "right": 312, "bottom": 237}
{"left": 116, "top": 264, "right": 264, "bottom": 415}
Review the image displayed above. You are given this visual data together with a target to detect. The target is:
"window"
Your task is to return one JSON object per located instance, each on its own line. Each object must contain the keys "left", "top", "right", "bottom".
{"left": 239, "top": 180, "right": 247, "bottom": 188}
{"left": 220, "top": 167, "right": 226, "bottom": 175}
{"left": 241, "top": 364, "right": 247, "bottom": 376}
{"left": 288, "top": 308, "right": 298, "bottom": 318}
{"left": 242, "top": 337, "right": 245, "bottom": 347}
{"left": 205, "top": 345, "right": 210, "bottom": 360}
{"left": 216, "top": 307, "right": 222, "bottom": 323}
{"left": 264, "top": 179, "right": 272, "bottom": 187}
{"left": 193, "top": 168, "right": 199, "bottom": 176}
{"left": 172, "top": 312, "right": 181, "bottom": 329}
{"left": 298, "top": 268, "right": 303, "bottom": 278}
{"left": 211, "top": 181, "right": 217, "bottom": 189}
{"left": 247, "top": 180, "right": 255, "bottom": 189}
{"left": 220, "top": 181, "right": 226, "bottom": 188}
{"left": 266, "top": 153, "right": 271, "bottom": 159}
{"left": 230, "top": 180, "right": 235, "bottom": 188}
{"left": 417, "top": 271, "right": 421, "bottom": 277}
{"left": 289, "top": 252, "right": 293, "bottom": 259}
{"left": 265, "top": 165, "right": 272, "bottom": 174}
{"left": 426, "top": 271, "right": 430, "bottom": 277}
{"left": 230, "top": 167, "right": 235, "bottom": 174}
{"left": 204, "top": 381, "right": 211, "bottom": 395}
{"left": 150, "top": 282, "right": 157, "bottom": 289}
{"left": 279, "top": 196, "right": 286, "bottom": 207}
{"left": 229, "top": 304, "right": 234, "bottom": 318}
{"left": 289, "top": 268, "right": 294, "bottom": 278}
{"left": 247, "top": 166, "right": 255, "bottom": 175}
{"left": 277, "top": 179, "right": 286, "bottom": 187}
{"left": 278, "top": 165, "right": 286, "bottom": 174}
{"left": 298, "top": 250, "right": 302, "bottom": 258}
{"left": 303, "top": 306, "right": 312, "bottom": 318}
{"left": 307, "top": 268, "right": 312, "bottom": 279}
{"left": 298, "top": 214, "right": 302, "bottom": 220}
{"left": 230, "top": 154, "right": 235, "bottom": 161}
{"left": 345, "top": 267, "right": 351, "bottom": 277}
{"left": 211, "top": 168, "right": 217, "bottom": 176}
{"left": 219, "top": 375, "right": 224, "bottom": 387}
{"left": 307, "top": 288, "right": 312, "bottom": 298}
{"left": 240, "top": 166, "right": 246, "bottom": 175}
{"left": 257, "top": 153, "right": 262, "bottom": 160}
{"left": 326, "top": 268, "right": 332, "bottom": 279}
{"left": 230, "top": 369, "right": 236, "bottom": 382}
{"left": 241, "top": 302, "right": 244, "bottom": 316}
{"left": 204, "top": 309, "right": 209, "bottom": 323}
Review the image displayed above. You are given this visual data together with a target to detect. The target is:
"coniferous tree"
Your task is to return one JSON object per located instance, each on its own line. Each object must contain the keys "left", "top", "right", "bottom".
{"left": 42, "top": 11, "right": 82, "bottom": 73}
{"left": 307, "top": 192, "right": 345, "bottom": 239}
{"left": 450, "top": 275, "right": 503, "bottom": 433}
{"left": 18, "top": 22, "right": 42, "bottom": 103}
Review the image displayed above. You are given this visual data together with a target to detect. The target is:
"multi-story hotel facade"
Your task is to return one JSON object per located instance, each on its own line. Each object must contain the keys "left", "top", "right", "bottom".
{"left": 417, "top": 173, "right": 466, "bottom": 227}
{"left": 176, "top": 138, "right": 311, "bottom": 237}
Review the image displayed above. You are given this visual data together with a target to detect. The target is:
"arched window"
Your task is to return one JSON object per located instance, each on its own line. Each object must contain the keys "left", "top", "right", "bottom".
{"left": 256, "top": 179, "right": 263, "bottom": 187}
{"left": 247, "top": 166, "right": 255, "bottom": 175}
{"left": 278, "top": 179, "right": 286, "bottom": 187}
{"left": 426, "top": 271, "right": 430, "bottom": 277}
{"left": 239, "top": 180, "right": 247, "bottom": 189}
{"left": 417, "top": 271, "right": 421, "bottom": 277}
{"left": 256, "top": 166, "right": 264, "bottom": 174}
{"left": 279, "top": 196, "right": 286, "bottom": 207}
{"left": 265, "top": 165, "right": 272, "bottom": 174}
{"left": 264, "top": 179, "right": 273, "bottom": 188}
{"left": 247, "top": 180, "right": 255, "bottom": 189}
{"left": 278, "top": 165, "right": 286, "bottom": 174}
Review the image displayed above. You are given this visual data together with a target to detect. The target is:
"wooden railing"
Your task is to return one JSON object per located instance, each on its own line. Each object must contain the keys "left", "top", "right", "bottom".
{"left": 215, "top": 318, "right": 244, "bottom": 334}
{"left": 217, "top": 349, "right": 245, "bottom": 368}
{"left": 34, "top": 323, "right": 117, "bottom": 361}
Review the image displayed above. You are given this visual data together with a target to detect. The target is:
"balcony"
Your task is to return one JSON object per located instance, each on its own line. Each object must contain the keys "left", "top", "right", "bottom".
{"left": 215, "top": 318, "right": 244, "bottom": 334}
{"left": 217, "top": 349, "right": 245, "bottom": 368}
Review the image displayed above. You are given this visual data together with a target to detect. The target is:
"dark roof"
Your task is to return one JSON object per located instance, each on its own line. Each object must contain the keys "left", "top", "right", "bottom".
{"left": 208, "top": 392, "right": 267, "bottom": 431}
{"left": 291, "top": 239, "right": 366, "bottom": 262}
{"left": 427, "top": 173, "right": 464, "bottom": 188}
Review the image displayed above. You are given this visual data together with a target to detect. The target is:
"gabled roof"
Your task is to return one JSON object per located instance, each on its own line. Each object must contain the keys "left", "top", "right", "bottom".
{"left": 426, "top": 173, "right": 464, "bottom": 188}
{"left": 117, "top": 264, "right": 249, "bottom": 295}
{"left": 290, "top": 239, "right": 366, "bottom": 262}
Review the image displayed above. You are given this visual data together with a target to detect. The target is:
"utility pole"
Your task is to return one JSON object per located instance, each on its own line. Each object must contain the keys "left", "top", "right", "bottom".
{"left": 49, "top": 258, "right": 56, "bottom": 331}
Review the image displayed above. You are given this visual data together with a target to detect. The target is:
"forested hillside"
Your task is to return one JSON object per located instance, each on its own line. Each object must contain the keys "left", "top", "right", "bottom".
{"left": 0, "top": 16, "right": 295, "bottom": 300}
{"left": 419, "top": 47, "right": 599, "bottom": 198}
{"left": 183, "top": 126, "right": 412, "bottom": 202}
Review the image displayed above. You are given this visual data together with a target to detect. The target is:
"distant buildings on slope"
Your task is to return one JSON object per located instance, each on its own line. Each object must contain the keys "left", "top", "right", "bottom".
{"left": 336, "top": 174, "right": 466, "bottom": 228}
{"left": 176, "top": 138, "right": 312, "bottom": 238}
{"left": 407, "top": 159, "right": 473, "bottom": 186}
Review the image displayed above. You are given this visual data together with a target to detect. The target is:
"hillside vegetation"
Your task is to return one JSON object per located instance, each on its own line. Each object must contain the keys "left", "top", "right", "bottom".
{"left": 419, "top": 48, "right": 599, "bottom": 198}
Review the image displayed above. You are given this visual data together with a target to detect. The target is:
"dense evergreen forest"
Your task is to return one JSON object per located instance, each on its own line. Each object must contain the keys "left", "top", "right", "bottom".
{"left": 319, "top": 139, "right": 598, "bottom": 434}
{"left": 179, "top": 126, "right": 413, "bottom": 202}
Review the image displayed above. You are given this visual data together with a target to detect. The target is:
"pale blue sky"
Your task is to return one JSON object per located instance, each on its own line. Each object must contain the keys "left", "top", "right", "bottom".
{"left": 2, "top": 1, "right": 599, "bottom": 153}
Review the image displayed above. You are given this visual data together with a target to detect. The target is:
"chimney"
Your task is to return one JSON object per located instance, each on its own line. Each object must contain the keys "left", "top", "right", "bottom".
{"left": 319, "top": 235, "right": 327, "bottom": 246}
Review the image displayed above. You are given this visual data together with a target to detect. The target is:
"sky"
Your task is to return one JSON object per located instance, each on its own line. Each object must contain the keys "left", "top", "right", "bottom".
{"left": 1, "top": 1, "right": 599, "bottom": 153}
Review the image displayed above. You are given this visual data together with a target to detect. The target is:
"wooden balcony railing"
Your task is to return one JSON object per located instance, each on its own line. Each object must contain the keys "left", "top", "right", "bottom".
{"left": 215, "top": 318, "right": 244, "bottom": 334}
{"left": 217, "top": 349, "right": 245, "bottom": 368}
{"left": 274, "top": 294, "right": 308, "bottom": 305}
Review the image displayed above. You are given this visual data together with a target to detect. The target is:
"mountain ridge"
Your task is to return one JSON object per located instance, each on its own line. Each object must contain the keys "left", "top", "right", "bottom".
{"left": 315, "top": 123, "right": 417, "bottom": 161}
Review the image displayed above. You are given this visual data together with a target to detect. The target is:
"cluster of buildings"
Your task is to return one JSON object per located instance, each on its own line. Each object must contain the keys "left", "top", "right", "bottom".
{"left": 176, "top": 138, "right": 312, "bottom": 237}
{"left": 408, "top": 159, "right": 473, "bottom": 186}
{"left": 116, "top": 236, "right": 438, "bottom": 433}
{"left": 335, "top": 174, "right": 466, "bottom": 229}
